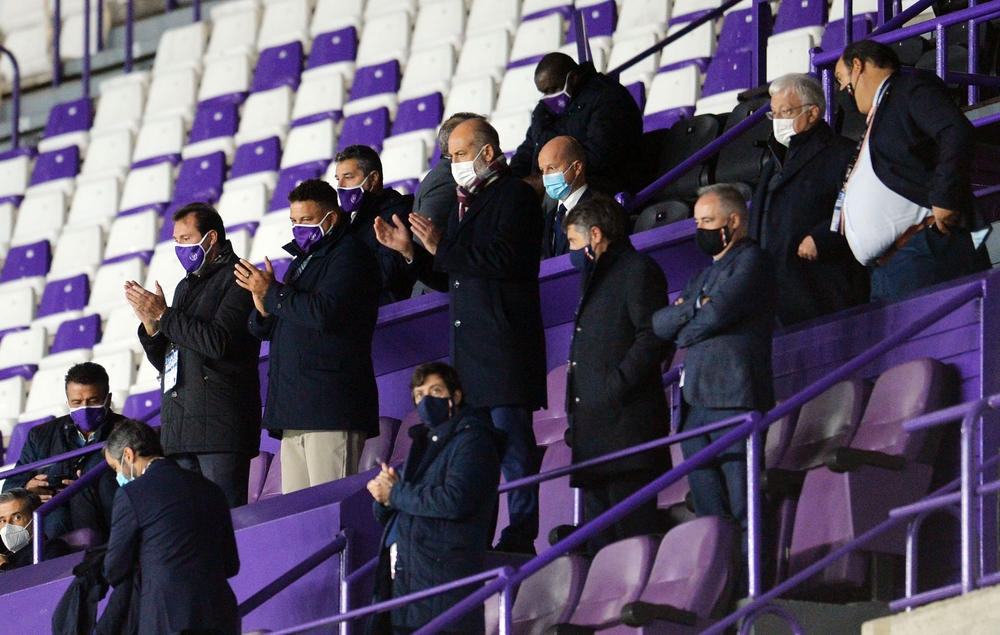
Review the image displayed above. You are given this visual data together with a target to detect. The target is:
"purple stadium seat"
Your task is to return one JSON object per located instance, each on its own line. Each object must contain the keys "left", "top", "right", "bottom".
{"left": 123, "top": 390, "right": 163, "bottom": 423}
{"left": 359, "top": 416, "right": 403, "bottom": 473}
{"left": 270, "top": 165, "right": 324, "bottom": 213}
{"left": 566, "top": 0, "right": 618, "bottom": 43}
{"left": 643, "top": 106, "right": 696, "bottom": 134}
{"left": 172, "top": 152, "right": 227, "bottom": 206}
{"left": 716, "top": 6, "right": 773, "bottom": 54}
{"left": 626, "top": 82, "right": 647, "bottom": 113}
{"left": 50, "top": 314, "right": 102, "bottom": 356}
{"left": 389, "top": 409, "right": 422, "bottom": 465}
{"left": 337, "top": 107, "right": 390, "bottom": 153}
{"left": 36, "top": 274, "right": 90, "bottom": 319}
{"left": 537, "top": 440, "right": 575, "bottom": 555}
{"left": 231, "top": 137, "right": 283, "bottom": 181}
{"left": 248, "top": 451, "right": 274, "bottom": 504}
{"left": 492, "top": 555, "right": 589, "bottom": 635}
{"left": 772, "top": 0, "right": 826, "bottom": 34}
{"left": 701, "top": 49, "right": 754, "bottom": 98}
{"left": 821, "top": 14, "right": 875, "bottom": 53}
{"left": 306, "top": 27, "right": 359, "bottom": 72}
{"left": 29, "top": 146, "right": 81, "bottom": 187}
{"left": 558, "top": 535, "right": 658, "bottom": 631}
{"left": 43, "top": 98, "right": 92, "bottom": 140}
{"left": 657, "top": 440, "right": 690, "bottom": 512}
{"left": 391, "top": 94, "right": 445, "bottom": 137}
{"left": 5, "top": 416, "right": 55, "bottom": 466}
{"left": 253, "top": 42, "right": 304, "bottom": 93}
{"left": 0, "top": 240, "right": 52, "bottom": 284}
{"left": 188, "top": 98, "right": 241, "bottom": 146}
{"left": 764, "top": 405, "right": 799, "bottom": 471}
{"left": 259, "top": 451, "right": 283, "bottom": 501}
{"left": 349, "top": 60, "right": 401, "bottom": 102}
{"left": 534, "top": 366, "right": 568, "bottom": 446}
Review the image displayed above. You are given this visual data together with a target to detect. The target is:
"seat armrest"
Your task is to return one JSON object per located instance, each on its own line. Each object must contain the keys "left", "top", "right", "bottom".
{"left": 763, "top": 468, "right": 806, "bottom": 498}
{"left": 548, "top": 624, "right": 595, "bottom": 635}
{"left": 826, "top": 447, "right": 905, "bottom": 473}
{"left": 621, "top": 601, "right": 698, "bottom": 627}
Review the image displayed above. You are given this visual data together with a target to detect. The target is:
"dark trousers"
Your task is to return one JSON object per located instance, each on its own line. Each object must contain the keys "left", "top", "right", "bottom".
{"left": 680, "top": 405, "right": 749, "bottom": 536}
{"left": 582, "top": 476, "right": 660, "bottom": 555}
{"left": 490, "top": 406, "right": 541, "bottom": 551}
{"left": 870, "top": 226, "right": 989, "bottom": 303}
{"left": 174, "top": 452, "right": 251, "bottom": 508}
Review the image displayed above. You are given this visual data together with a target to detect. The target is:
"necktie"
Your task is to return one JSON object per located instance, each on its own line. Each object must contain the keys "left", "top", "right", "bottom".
{"left": 553, "top": 203, "right": 567, "bottom": 254}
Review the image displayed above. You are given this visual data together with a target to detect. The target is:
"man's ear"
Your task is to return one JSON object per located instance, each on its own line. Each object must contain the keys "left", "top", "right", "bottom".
{"left": 590, "top": 225, "right": 603, "bottom": 246}
{"left": 480, "top": 144, "right": 496, "bottom": 165}
{"left": 369, "top": 171, "right": 382, "bottom": 190}
{"left": 729, "top": 212, "right": 742, "bottom": 230}
{"left": 452, "top": 389, "right": 463, "bottom": 408}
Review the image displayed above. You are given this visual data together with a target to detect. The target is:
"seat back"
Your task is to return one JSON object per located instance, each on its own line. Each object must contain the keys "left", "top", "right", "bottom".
{"left": 173, "top": 152, "right": 227, "bottom": 206}
{"left": 389, "top": 409, "right": 423, "bottom": 465}
{"left": 5, "top": 417, "right": 56, "bottom": 466}
{"left": 43, "top": 98, "right": 92, "bottom": 139}
{"left": 633, "top": 200, "right": 691, "bottom": 233}
{"left": 634, "top": 115, "right": 721, "bottom": 202}
{"left": 307, "top": 27, "right": 359, "bottom": 70}
{"left": 232, "top": 137, "right": 283, "bottom": 181}
{"left": 1, "top": 240, "right": 52, "bottom": 284}
{"left": 30, "top": 146, "right": 81, "bottom": 186}
{"left": 50, "top": 315, "right": 102, "bottom": 356}
{"left": 568, "top": 535, "right": 658, "bottom": 628}
{"left": 359, "top": 416, "right": 403, "bottom": 472}
{"left": 270, "top": 165, "right": 324, "bottom": 213}
{"left": 37, "top": 274, "right": 90, "bottom": 319}
{"left": 777, "top": 378, "right": 871, "bottom": 471}
{"left": 188, "top": 98, "right": 241, "bottom": 145}
{"left": 508, "top": 555, "right": 590, "bottom": 635}
{"left": 123, "top": 390, "right": 162, "bottom": 423}
{"left": 534, "top": 366, "right": 568, "bottom": 446}
{"left": 337, "top": 108, "right": 390, "bottom": 153}
{"left": 714, "top": 97, "right": 771, "bottom": 187}
{"left": 248, "top": 451, "right": 274, "bottom": 504}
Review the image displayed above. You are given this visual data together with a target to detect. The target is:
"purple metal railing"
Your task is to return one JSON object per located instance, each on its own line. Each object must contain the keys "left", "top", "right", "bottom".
{"left": 0, "top": 45, "right": 21, "bottom": 148}
{"left": 0, "top": 441, "right": 107, "bottom": 481}
{"left": 32, "top": 460, "right": 109, "bottom": 564}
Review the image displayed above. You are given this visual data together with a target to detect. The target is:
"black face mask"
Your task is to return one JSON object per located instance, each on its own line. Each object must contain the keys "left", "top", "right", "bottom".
{"left": 696, "top": 225, "right": 732, "bottom": 257}
{"left": 837, "top": 85, "right": 860, "bottom": 116}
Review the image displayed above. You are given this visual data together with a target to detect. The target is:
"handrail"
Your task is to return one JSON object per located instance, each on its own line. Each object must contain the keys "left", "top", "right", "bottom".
{"left": 0, "top": 45, "right": 20, "bottom": 148}
{"left": 405, "top": 280, "right": 984, "bottom": 635}
{"left": 83, "top": 0, "right": 92, "bottom": 100}
{"left": 868, "top": 0, "right": 938, "bottom": 36}
{"left": 124, "top": 0, "right": 135, "bottom": 73}
{"left": 32, "top": 460, "right": 109, "bottom": 564}
{"left": 0, "top": 441, "right": 106, "bottom": 481}
{"left": 53, "top": 0, "right": 62, "bottom": 87}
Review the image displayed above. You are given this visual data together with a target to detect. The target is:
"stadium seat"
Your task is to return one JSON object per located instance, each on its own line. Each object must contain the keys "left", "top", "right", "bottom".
{"left": 344, "top": 60, "right": 402, "bottom": 118}
{"left": 614, "top": 0, "right": 670, "bottom": 41}
{"left": 509, "top": 13, "right": 565, "bottom": 68}
{"left": 252, "top": 42, "right": 304, "bottom": 94}
{"left": 152, "top": 21, "right": 211, "bottom": 77}
{"left": 105, "top": 211, "right": 158, "bottom": 265}
{"left": 37, "top": 315, "right": 101, "bottom": 371}
{"left": 143, "top": 68, "right": 200, "bottom": 124}
{"left": 445, "top": 77, "right": 497, "bottom": 120}
{"left": 716, "top": 5, "right": 773, "bottom": 54}
{"left": 119, "top": 162, "right": 175, "bottom": 217}
{"left": 182, "top": 98, "right": 241, "bottom": 162}
{"left": 566, "top": 0, "right": 619, "bottom": 57}
{"left": 0, "top": 377, "right": 28, "bottom": 443}
{"left": 485, "top": 555, "right": 590, "bottom": 635}
{"left": 132, "top": 116, "right": 186, "bottom": 168}
{"left": 399, "top": 46, "right": 456, "bottom": 101}
{"left": 495, "top": 64, "right": 541, "bottom": 115}
{"left": 467, "top": 0, "right": 521, "bottom": 37}
{"left": 0, "top": 202, "right": 15, "bottom": 257}
{"left": 123, "top": 390, "right": 163, "bottom": 424}
{"left": 0, "top": 328, "right": 47, "bottom": 381}
{"left": 822, "top": 14, "right": 875, "bottom": 53}
{"left": 358, "top": 417, "right": 403, "bottom": 472}
{"left": 280, "top": 119, "right": 337, "bottom": 170}
{"left": 67, "top": 177, "right": 120, "bottom": 231}
{"left": 766, "top": 32, "right": 817, "bottom": 81}
{"left": 0, "top": 0, "right": 49, "bottom": 32}
{"left": 92, "top": 73, "right": 149, "bottom": 136}
{"left": 226, "top": 137, "right": 283, "bottom": 193}
{"left": 232, "top": 88, "right": 292, "bottom": 149}
{"left": 93, "top": 305, "right": 144, "bottom": 357}
{"left": 49, "top": 224, "right": 104, "bottom": 282}
{"left": 714, "top": 97, "right": 772, "bottom": 186}
{"left": 388, "top": 409, "right": 422, "bottom": 465}
{"left": 60, "top": 4, "right": 111, "bottom": 63}
{"left": 249, "top": 213, "right": 294, "bottom": 265}
{"left": 537, "top": 440, "right": 576, "bottom": 554}
{"left": 0, "top": 24, "right": 54, "bottom": 85}
{"left": 356, "top": 11, "right": 412, "bottom": 67}
{"left": 609, "top": 33, "right": 661, "bottom": 90}
{"left": 455, "top": 30, "right": 511, "bottom": 84}
{"left": 310, "top": 0, "right": 364, "bottom": 35}
{"left": 633, "top": 200, "right": 692, "bottom": 232}
{"left": 132, "top": 356, "right": 162, "bottom": 395}
{"left": 522, "top": 0, "right": 574, "bottom": 22}
{"left": 198, "top": 52, "right": 254, "bottom": 103}
{"left": 643, "top": 65, "right": 702, "bottom": 132}
{"left": 172, "top": 152, "right": 227, "bottom": 207}
{"left": 386, "top": 94, "right": 445, "bottom": 157}
{"left": 248, "top": 451, "right": 274, "bottom": 504}
{"left": 205, "top": 0, "right": 261, "bottom": 63}
{"left": 0, "top": 149, "right": 35, "bottom": 205}
{"left": 292, "top": 74, "right": 348, "bottom": 128}
{"left": 11, "top": 191, "right": 67, "bottom": 248}
{"left": 37, "top": 98, "right": 92, "bottom": 155}
{"left": 302, "top": 26, "right": 359, "bottom": 87}
{"left": 92, "top": 349, "right": 137, "bottom": 399}
{"left": 0, "top": 241, "right": 51, "bottom": 296}
{"left": 380, "top": 140, "right": 428, "bottom": 194}
{"left": 143, "top": 243, "right": 187, "bottom": 305}
{"left": 80, "top": 129, "right": 134, "bottom": 184}
{"left": 218, "top": 182, "right": 270, "bottom": 234}
{"left": 634, "top": 116, "right": 721, "bottom": 204}
{"left": 22, "top": 366, "right": 73, "bottom": 422}
{"left": 829, "top": 0, "right": 877, "bottom": 22}
{"left": 337, "top": 108, "right": 391, "bottom": 153}
{"left": 86, "top": 258, "right": 147, "bottom": 319}
{"left": 269, "top": 165, "right": 324, "bottom": 214}
{"left": 364, "top": 0, "right": 417, "bottom": 20}
{"left": 491, "top": 110, "right": 531, "bottom": 156}
{"left": 257, "top": 0, "right": 312, "bottom": 52}
{"left": 33, "top": 273, "right": 90, "bottom": 333}
{"left": 411, "top": 0, "right": 466, "bottom": 53}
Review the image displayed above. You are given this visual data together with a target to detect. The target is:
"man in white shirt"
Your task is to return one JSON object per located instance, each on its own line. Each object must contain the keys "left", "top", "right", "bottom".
{"left": 538, "top": 136, "right": 594, "bottom": 259}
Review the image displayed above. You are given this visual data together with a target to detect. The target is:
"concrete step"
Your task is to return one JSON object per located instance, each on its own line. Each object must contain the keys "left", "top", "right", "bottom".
{"left": 863, "top": 584, "right": 1000, "bottom": 635}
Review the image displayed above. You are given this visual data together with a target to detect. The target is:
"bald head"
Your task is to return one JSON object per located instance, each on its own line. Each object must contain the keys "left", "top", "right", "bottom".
{"left": 535, "top": 52, "right": 580, "bottom": 95}
{"left": 448, "top": 118, "right": 500, "bottom": 171}
{"left": 538, "top": 136, "right": 587, "bottom": 198}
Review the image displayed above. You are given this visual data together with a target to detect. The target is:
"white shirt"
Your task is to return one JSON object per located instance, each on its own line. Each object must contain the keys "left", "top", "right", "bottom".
{"left": 840, "top": 78, "right": 931, "bottom": 265}
{"left": 560, "top": 183, "right": 590, "bottom": 211}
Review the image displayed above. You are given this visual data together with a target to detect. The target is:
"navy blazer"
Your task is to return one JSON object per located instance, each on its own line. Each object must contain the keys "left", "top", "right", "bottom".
{"left": 413, "top": 157, "right": 457, "bottom": 231}
{"left": 104, "top": 459, "right": 240, "bottom": 635}
{"left": 652, "top": 240, "right": 777, "bottom": 411}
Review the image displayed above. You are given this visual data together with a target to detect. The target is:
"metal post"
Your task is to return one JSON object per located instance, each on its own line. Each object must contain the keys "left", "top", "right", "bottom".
{"left": 53, "top": 0, "right": 62, "bottom": 86}
{"left": 339, "top": 530, "right": 352, "bottom": 635}
{"left": 746, "top": 428, "right": 764, "bottom": 598}
{"left": 752, "top": 0, "right": 768, "bottom": 87}
{"left": 935, "top": 23, "right": 948, "bottom": 82}
{"left": 882, "top": 0, "right": 894, "bottom": 28}
{"left": 82, "top": 0, "right": 91, "bottom": 100}
{"left": 166, "top": 0, "right": 176, "bottom": 11}
{"left": 844, "top": 0, "right": 854, "bottom": 46}
{"left": 498, "top": 574, "right": 514, "bottom": 635}
{"left": 573, "top": 488, "right": 582, "bottom": 526}
{"left": 961, "top": 410, "right": 982, "bottom": 593}
{"left": 0, "top": 46, "right": 20, "bottom": 148}
{"left": 968, "top": 0, "right": 979, "bottom": 105}
{"left": 573, "top": 9, "right": 592, "bottom": 65}
{"left": 125, "top": 0, "right": 134, "bottom": 73}
{"left": 193, "top": 0, "right": 201, "bottom": 22}
{"left": 96, "top": 0, "right": 104, "bottom": 51}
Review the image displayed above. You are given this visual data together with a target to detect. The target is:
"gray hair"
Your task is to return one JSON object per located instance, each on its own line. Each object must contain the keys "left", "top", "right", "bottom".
{"left": 105, "top": 419, "right": 164, "bottom": 461}
{"left": 0, "top": 488, "right": 42, "bottom": 514}
{"left": 437, "top": 112, "right": 483, "bottom": 156}
{"left": 769, "top": 73, "right": 826, "bottom": 118}
{"left": 697, "top": 184, "right": 749, "bottom": 220}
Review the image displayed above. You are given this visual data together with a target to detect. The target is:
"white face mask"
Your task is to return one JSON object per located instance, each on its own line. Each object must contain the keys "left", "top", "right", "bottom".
{"left": 450, "top": 146, "right": 485, "bottom": 189}
{"left": 1, "top": 519, "right": 32, "bottom": 553}
{"left": 772, "top": 109, "right": 809, "bottom": 147}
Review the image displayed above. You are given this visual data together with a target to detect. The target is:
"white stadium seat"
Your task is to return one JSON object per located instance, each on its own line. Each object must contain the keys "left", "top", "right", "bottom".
{"left": 79, "top": 129, "right": 135, "bottom": 184}
{"left": 399, "top": 45, "right": 457, "bottom": 101}
{"left": 86, "top": 258, "right": 147, "bottom": 319}
{"left": 198, "top": 52, "right": 254, "bottom": 103}
{"left": 206, "top": 0, "right": 261, "bottom": 63}
{"left": 11, "top": 191, "right": 66, "bottom": 248}
{"left": 411, "top": 0, "right": 466, "bottom": 53}
{"left": 235, "top": 86, "right": 294, "bottom": 146}
{"left": 119, "top": 162, "right": 175, "bottom": 215}
{"left": 105, "top": 211, "right": 158, "bottom": 264}
{"left": 143, "top": 68, "right": 200, "bottom": 124}
{"left": 92, "top": 73, "right": 149, "bottom": 136}
{"left": 356, "top": 11, "right": 412, "bottom": 67}
{"left": 509, "top": 13, "right": 564, "bottom": 65}
{"left": 249, "top": 213, "right": 294, "bottom": 265}
{"left": 455, "top": 30, "right": 511, "bottom": 84}
{"left": 132, "top": 116, "right": 187, "bottom": 166}
{"left": 280, "top": 119, "right": 337, "bottom": 169}
{"left": 217, "top": 183, "right": 270, "bottom": 230}
{"left": 257, "top": 0, "right": 312, "bottom": 51}
{"left": 153, "top": 21, "right": 211, "bottom": 76}
{"left": 445, "top": 77, "right": 496, "bottom": 120}
{"left": 67, "top": 177, "right": 120, "bottom": 231}
{"left": 49, "top": 224, "right": 105, "bottom": 282}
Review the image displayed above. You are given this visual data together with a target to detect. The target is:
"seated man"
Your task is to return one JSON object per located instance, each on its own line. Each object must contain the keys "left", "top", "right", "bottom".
{"left": 538, "top": 136, "right": 593, "bottom": 259}
{"left": 367, "top": 362, "right": 503, "bottom": 635}
{"left": 510, "top": 52, "right": 643, "bottom": 197}
{"left": 333, "top": 144, "right": 417, "bottom": 305}
{"left": 0, "top": 489, "right": 70, "bottom": 571}
{"left": 2, "top": 363, "right": 125, "bottom": 542}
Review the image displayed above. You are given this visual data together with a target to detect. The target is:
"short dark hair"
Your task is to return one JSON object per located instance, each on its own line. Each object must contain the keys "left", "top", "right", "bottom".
{"left": 105, "top": 419, "right": 164, "bottom": 461}
{"left": 335, "top": 145, "right": 383, "bottom": 179}
{"left": 535, "top": 52, "right": 579, "bottom": 84}
{"left": 842, "top": 40, "right": 901, "bottom": 73}
{"left": 563, "top": 194, "right": 628, "bottom": 244}
{"left": 410, "top": 362, "right": 464, "bottom": 397}
{"left": 438, "top": 113, "right": 484, "bottom": 156}
{"left": 172, "top": 202, "right": 227, "bottom": 243}
{"left": 288, "top": 178, "right": 341, "bottom": 213}
{"left": 0, "top": 488, "right": 42, "bottom": 514}
{"left": 65, "top": 362, "right": 110, "bottom": 396}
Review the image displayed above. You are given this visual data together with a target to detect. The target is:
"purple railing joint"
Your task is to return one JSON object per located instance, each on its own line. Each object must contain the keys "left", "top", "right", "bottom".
{"left": 32, "top": 461, "right": 110, "bottom": 564}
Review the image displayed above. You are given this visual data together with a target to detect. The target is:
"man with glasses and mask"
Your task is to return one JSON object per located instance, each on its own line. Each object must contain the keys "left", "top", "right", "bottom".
{"left": 748, "top": 73, "right": 868, "bottom": 326}
{"left": 127, "top": 202, "right": 261, "bottom": 508}
{"left": 333, "top": 145, "right": 417, "bottom": 305}
{"left": 374, "top": 118, "right": 546, "bottom": 555}
{"left": 833, "top": 40, "right": 990, "bottom": 302}
{"left": 238, "top": 179, "right": 381, "bottom": 494}
{"left": 3, "top": 362, "right": 124, "bottom": 542}
{"left": 538, "top": 135, "right": 594, "bottom": 259}
{"left": 653, "top": 185, "right": 777, "bottom": 575}
{"left": 0, "top": 489, "right": 70, "bottom": 571}
{"left": 509, "top": 52, "right": 642, "bottom": 197}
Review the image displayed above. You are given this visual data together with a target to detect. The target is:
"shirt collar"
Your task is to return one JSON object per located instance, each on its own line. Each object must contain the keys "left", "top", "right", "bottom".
{"left": 561, "top": 183, "right": 589, "bottom": 209}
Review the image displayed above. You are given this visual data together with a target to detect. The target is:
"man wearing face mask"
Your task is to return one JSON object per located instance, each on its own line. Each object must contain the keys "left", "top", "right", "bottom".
{"left": 748, "top": 73, "right": 868, "bottom": 326}
{"left": 127, "top": 202, "right": 261, "bottom": 508}
{"left": 374, "top": 118, "right": 546, "bottom": 555}
{"left": 333, "top": 145, "right": 417, "bottom": 305}
{"left": 538, "top": 136, "right": 594, "bottom": 259}
{"left": 367, "top": 362, "right": 502, "bottom": 635}
{"left": 0, "top": 489, "right": 70, "bottom": 571}
{"left": 510, "top": 52, "right": 643, "bottom": 197}
{"left": 104, "top": 419, "right": 241, "bottom": 635}
{"left": 833, "top": 40, "right": 990, "bottom": 302}
{"left": 652, "top": 185, "right": 777, "bottom": 565}
{"left": 239, "top": 179, "right": 381, "bottom": 494}
{"left": 413, "top": 113, "right": 483, "bottom": 232}
{"left": 3, "top": 362, "right": 124, "bottom": 542}
{"left": 561, "top": 195, "right": 672, "bottom": 554}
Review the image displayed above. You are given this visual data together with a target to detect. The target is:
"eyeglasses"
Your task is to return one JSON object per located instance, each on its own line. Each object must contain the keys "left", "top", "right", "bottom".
{"left": 766, "top": 104, "right": 815, "bottom": 119}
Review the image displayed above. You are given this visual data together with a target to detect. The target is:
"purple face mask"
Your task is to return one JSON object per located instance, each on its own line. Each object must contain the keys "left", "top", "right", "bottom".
{"left": 70, "top": 398, "right": 108, "bottom": 432}
{"left": 336, "top": 174, "right": 371, "bottom": 214}
{"left": 175, "top": 233, "right": 211, "bottom": 273}
{"left": 541, "top": 76, "right": 571, "bottom": 115}
{"left": 292, "top": 211, "right": 332, "bottom": 252}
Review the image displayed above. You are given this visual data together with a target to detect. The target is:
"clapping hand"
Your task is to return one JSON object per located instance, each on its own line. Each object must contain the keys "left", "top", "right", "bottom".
{"left": 366, "top": 462, "right": 399, "bottom": 505}
{"left": 409, "top": 214, "right": 443, "bottom": 256}
{"left": 124, "top": 280, "right": 167, "bottom": 335}
{"left": 374, "top": 214, "right": 416, "bottom": 261}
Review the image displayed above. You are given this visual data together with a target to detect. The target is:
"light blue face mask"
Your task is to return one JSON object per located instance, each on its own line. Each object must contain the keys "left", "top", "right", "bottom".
{"left": 116, "top": 450, "right": 135, "bottom": 487}
{"left": 542, "top": 162, "right": 578, "bottom": 201}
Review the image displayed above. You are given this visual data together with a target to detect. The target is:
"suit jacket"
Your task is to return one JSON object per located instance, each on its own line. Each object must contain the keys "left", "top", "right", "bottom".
{"left": 248, "top": 219, "right": 381, "bottom": 435}
{"left": 749, "top": 123, "right": 869, "bottom": 325}
{"left": 541, "top": 186, "right": 595, "bottom": 259}
{"left": 509, "top": 62, "right": 643, "bottom": 196}
{"left": 348, "top": 187, "right": 417, "bottom": 305}
{"left": 410, "top": 173, "right": 547, "bottom": 410}
{"left": 104, "top": 459, "right": 240, "bottom": 635}
{"left": 652, "top": 240, "right": 777, "bottom": 411}
{"left": 139, "top": 241, "right": 262, "bottom": 456}
{"left": 566, "top": 240, "right": 672, "bottom": 486}
{"left": 413, "top": 158, "right": 457, "bottom": 231}
{"left": 869, "top": 71, "right": 980, "bottom": 225}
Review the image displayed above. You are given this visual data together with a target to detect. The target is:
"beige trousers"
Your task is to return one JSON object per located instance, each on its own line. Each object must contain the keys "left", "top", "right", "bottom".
{"left": 280, "top": 429, "right": 367, "bottom": 494}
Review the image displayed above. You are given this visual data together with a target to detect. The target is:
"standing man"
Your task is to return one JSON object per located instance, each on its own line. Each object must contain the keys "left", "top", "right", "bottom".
{"left": 238, "top": 179, "right": 381, "bottom": 494}
{"left": 367, "top": 362, "right": 502, "bottom": 635}
{"left": 412, "top": 112, "right": 483, "bottom": 232}
{"left": 332, "top": 145, "right": 416, "bottom": 305}
{"left": 834, "top": 40, "right": 990, "bottom": 302}
{"left": 374, "top": 118, "right": 546, "bottom": 554}
{"left": 652, "top": 185, "right": 777, "bottom": 557}
{"left": 3, "top": 362, "right": 124, "bottom": 541}
{"left": 538, "top": 136, "right": 593, "bottom": 260}
{"left": 104, "top": 419, "right": 240, "bottom": 635}
{"left": 0, "top": 489, "right": 70, "bottom": 571}
{"left": 563, "top": 195, "right": 672, "bottom": 554}
{"left": 749, "top": 73, "right": 869, "bottom": 325}
{"left": 126, "top": 202, "right": 261, "bottom": 508}
{"left": 510, "top": 52, "right": 642, "bottom": 197}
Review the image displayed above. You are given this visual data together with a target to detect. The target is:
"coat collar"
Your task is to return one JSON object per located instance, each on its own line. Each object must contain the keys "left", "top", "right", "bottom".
{"left": 766, "top": 121, "right": 832, "bottom": 187}
{"left": 455, "top": 174, "right": 505, "bottom": 231}
{"left": 578, "top": 239, "right": 632, "bottom": 309}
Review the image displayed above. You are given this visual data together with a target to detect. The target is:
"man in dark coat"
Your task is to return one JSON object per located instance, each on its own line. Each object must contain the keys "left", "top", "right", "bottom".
{"left": 239, "top": 179, "right": 381, "bottom": 494}
{"left": 127, "top": 202, "right": 261, "bottom": 508}
{"left": 835, "top": 40, "right": 990, "bottom": 302}
{"left": 748, "top": 73, "right": 869, "bottom": 326}
{"left": 3, "top": 362, "right": 124, "bottom": 541}
{"left": 375, "top": 118, "right": 546, "bottom": 554}
{"left": 333, "top": 144, "right": 417, "bottom": 305}
{"left": 0, "top": 488, "right": 70, "bottom": 571}
{"left": 367, "top": 363, "right": 502, "bottom": 635}
{"left": 538, "top": 136, "right": 595, "bottom": 260}
{"left": 509, "top": 52, "right": 643, "bottom": 197}
{"left": 104, "top": 419, "right": 240, "bottom": 635}
{"left": 563, "top": 195, "right": 672, "bottom": 554}
{"left": 413, "top": 113, "right": 482, "bottom": 232}
{"left": 653, "top": 184, "right": 777, "bottom": 558}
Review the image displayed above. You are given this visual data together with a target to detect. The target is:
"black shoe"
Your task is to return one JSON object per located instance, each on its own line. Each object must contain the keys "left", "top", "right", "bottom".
{"left": 492, "top": 539, "right": 537, "bottom": 556}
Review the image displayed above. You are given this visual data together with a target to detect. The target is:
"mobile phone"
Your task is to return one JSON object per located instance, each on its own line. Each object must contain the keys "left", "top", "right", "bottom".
{"left": 46, "top": 475, "right": 72, "bottom": 490}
